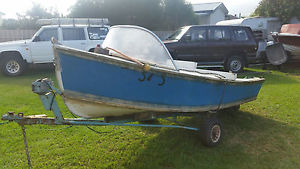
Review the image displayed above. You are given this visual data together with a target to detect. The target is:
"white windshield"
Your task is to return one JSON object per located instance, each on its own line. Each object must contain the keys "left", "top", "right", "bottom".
{"left": 166, "top": 26, "right": 189, "bottom": 40}
{"left": 102, "top": 25, "right": 177, "bottom": 70}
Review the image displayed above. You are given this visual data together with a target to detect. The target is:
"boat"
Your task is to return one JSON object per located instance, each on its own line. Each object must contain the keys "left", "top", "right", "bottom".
{"left": 272, "top": 24, "right": 300, "bottom": 58}
{"left": 53, "top": 25, "right": 264, "bottom": 118}
{"left": 0, "top": 25, "right": 265, "bottom": 154}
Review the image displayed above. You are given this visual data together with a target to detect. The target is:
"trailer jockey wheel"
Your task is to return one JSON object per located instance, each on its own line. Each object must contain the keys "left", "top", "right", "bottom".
{"left": 200, "top": 117, "right": 223, "bottom": 147}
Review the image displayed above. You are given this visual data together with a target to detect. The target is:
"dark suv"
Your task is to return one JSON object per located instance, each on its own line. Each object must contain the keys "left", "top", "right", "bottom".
{"left": 164, "top": 25, "right": 259, "bottom": 72}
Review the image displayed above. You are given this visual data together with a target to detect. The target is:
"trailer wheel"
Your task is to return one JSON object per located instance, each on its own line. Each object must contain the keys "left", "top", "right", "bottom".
{"left": 200, "top": 118, "right": 222, "bottom": 147}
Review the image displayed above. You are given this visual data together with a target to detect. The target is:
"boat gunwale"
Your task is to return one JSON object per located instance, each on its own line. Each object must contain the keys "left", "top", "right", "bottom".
{"left": 276, "top": 33, "right": 300, "bottom": 37}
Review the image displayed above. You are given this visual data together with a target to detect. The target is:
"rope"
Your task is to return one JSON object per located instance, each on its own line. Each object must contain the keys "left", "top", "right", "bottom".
{"left": 216, "top": 82, "right": 227, "bottom": 112}
{"left": 43, "top": 125, "right": 73, "bottom": 131}
{"left": 85, "top": 126, "right": 114, "bottom": 134}
{"left": 69, "top": 112, "right": 115, "bottom": 135}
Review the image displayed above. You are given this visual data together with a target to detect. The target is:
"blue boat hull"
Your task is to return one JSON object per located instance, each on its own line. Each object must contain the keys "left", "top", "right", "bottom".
{"left": 54, "top": 46, "right": 264, "bottom": 118}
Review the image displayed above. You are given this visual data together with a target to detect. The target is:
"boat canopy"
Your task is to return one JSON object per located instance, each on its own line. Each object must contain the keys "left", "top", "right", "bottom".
{"left": 102, "top": 25, "right": 177, "bottom": 70}
{"left": 281, "top": 24, "right": 300, "bottom": 34}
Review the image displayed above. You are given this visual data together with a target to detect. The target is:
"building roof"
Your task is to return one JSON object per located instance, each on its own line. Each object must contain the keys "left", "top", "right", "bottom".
{"left": 192, "top": 2, "right": 228, "bottom": 15}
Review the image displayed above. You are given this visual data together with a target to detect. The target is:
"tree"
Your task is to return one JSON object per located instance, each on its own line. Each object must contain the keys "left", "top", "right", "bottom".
{"left": 102, "top": 0, "right": 164, "bottom": 30}
{"left": 253, "top": 0, "right": 300, "bottom": 23}
{"left": 1, "top": 3, "right": 59, "bottom": 29}
{"left": 69, "top": 0, "right": 104, "bottom": 18}
{"left": 69, "top": 0, "right": 197, "bottom": 30}
{"left": 162, "top": 0, "right": 197, "bottom": 30}
{"left": 70, "top": 0, "right": 164, "bottom": 29}
{"left": 25, "top": 3, "right": 59, "bottom": 20}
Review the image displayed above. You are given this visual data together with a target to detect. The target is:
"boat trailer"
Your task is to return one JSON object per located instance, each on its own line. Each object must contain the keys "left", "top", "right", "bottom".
{"left": 1, "top": 78, "right": 223, "bottom": 168}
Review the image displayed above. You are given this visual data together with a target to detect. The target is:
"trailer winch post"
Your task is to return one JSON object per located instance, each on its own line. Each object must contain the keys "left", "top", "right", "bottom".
{"left": 32, "top": 78, "right": 64, "bottom": 123}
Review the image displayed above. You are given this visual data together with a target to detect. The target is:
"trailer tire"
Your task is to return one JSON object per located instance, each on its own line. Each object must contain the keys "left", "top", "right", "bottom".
{"left": 200, "top": 117, "right": 222, "bottom": 147}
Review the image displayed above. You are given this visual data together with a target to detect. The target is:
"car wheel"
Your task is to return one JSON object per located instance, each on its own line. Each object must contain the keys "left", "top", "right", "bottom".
{"left": 225, "top": 56, "right": 245, "bottom": 73}
{"left": 1, "top": 55, "right": 27, "bottom": 76}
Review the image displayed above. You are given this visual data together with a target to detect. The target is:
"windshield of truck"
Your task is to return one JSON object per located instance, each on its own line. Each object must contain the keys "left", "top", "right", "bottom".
{"left": 87, "top": 27, "right": 109, "bottom": 40}
{"left": 166, "top": 27, "right": 189, "bottom": 40}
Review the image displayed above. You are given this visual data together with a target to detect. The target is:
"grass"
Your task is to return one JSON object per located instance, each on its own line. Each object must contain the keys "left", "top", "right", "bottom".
{"left": 0, "top": 64, "right": 300, "bottom": 169}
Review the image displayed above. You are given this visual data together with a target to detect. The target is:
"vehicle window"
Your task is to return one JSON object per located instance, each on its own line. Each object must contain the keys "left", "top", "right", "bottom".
{"left": 87, "top": 27, "right": 109, "bottom": 40}
{"left": 233, "top": 29, "right": 249, "bottom": 41}
{"left": 62, "top": 28, "right": 86, "bottom": 41}
{"left": 38, "top": 28, "right": 58, "bottom": 41}
{"left": 167, "top": 27, "right": 189, "bottom": 40}
{"left": 208, "top": 28, "right": 231, "bottom": 40}
{"left": 190, "top": 28, "right": 207, "bottom": 41}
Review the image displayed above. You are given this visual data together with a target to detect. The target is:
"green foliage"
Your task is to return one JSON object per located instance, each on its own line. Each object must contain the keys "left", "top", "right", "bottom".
{"left": 0, "top": 66, "right": 300, "bottom": 168}
{"left": 253, "top": 0, "right": 300, "bottom": 23}
{"left": 69, "top": 0, "right": 197, "bottom": 30}
{"left": 162, "top": 0, "right": 198, "bottom": 30}
{"left": 1, "top": 3, "right": 59, "bottom": 29}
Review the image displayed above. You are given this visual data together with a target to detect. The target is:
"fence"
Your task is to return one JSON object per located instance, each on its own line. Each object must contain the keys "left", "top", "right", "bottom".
{"left": 0, "top": 29, "right": 173, "bottom": 42}
{"left": 0, "top": 29, "right": 36, "bottom": 42}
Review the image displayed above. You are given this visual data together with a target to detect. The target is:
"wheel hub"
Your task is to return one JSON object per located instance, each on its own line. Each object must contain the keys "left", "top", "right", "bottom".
{"left": 210, "top": 124, "right": 221, "bottom": 143}
{"left": 6, "top": 60, "right": 20, "bottom": 74}
{"left": 230, "top": 60, "right": 242, "bottom": 72}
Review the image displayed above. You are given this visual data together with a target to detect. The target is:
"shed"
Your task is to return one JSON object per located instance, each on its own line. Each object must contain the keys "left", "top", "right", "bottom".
{"left": 192, "top": 2, "right": 228, "bottom": 25}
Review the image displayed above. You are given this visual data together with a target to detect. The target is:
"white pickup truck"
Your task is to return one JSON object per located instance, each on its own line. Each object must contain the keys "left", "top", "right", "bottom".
{"left": 0, "top": 23, "right": 109, "bottom": 76}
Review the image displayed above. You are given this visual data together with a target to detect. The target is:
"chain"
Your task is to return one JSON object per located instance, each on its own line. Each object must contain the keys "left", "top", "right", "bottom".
{"left": 20, "top": 124, "right": 32, "bottom": 169}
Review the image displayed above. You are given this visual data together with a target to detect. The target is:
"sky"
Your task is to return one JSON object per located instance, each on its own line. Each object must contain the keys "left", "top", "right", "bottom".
{"left": 0, "top": 0, "right": 77, "bottom": 18}
{"left": 0, "top": 0, "right": 261, "bottom": 19}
